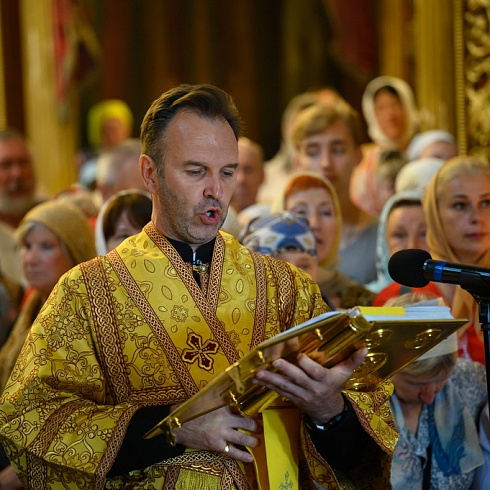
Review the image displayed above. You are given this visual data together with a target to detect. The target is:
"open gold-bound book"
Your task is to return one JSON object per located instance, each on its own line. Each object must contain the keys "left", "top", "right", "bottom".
{"left": 145, "top": 305, "right": 466, "bottom": 441}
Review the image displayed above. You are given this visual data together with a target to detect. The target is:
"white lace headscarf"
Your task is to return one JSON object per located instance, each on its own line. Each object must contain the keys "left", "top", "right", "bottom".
{"left": 362, "top": 76, "right": 420, "bottom": 149}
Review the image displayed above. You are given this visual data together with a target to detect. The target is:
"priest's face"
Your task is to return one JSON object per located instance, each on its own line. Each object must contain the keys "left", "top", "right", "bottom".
{"left": 142, "top": 111, "right": 238, "bottom": 251}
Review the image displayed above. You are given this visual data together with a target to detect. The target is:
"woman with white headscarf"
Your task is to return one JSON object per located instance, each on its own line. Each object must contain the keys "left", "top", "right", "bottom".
{"left": 351, "top": 76, "right": 420, "bottom": 217}
{"left": 366, "top": 189, "right": 443, "bottom": 306}
{"left": 362, "top": 76, "right": 420, "bottom": 151}
{"left": 95, "top": 189, "right": 153, "bottom": 255}
{"left": 406, "top": 130, "right": 457, "bottom": 162}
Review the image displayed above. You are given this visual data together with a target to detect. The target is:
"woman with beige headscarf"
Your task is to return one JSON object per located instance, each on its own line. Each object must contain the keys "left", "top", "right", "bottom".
{"left": 0, "top": 200, "right": 97, "bottom": 390}
{"left": 0, "top": 200, "right": 97, "bottom": 488}
{"left": 423, "top": 155, "right": 490, "bottom": 364}
{"left": 272, "top": 171, "right": 374, "bottom": 309}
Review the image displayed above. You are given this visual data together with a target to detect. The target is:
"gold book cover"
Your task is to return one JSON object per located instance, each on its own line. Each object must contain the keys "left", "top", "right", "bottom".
{"left": 145, "top": 305, "right": 466, "bottom": 441}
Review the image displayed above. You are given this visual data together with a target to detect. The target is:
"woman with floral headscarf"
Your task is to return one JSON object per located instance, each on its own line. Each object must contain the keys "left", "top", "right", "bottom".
{"left": 240, "top": 211, "right": 320, "bottom": 283}
{"left": 423, "top": 155, "right": 490, "bottom": 364}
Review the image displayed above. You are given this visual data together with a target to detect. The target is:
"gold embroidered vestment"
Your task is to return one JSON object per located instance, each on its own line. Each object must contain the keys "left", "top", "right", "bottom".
{"left": 0, "top": 224, "right": 397, "bottom": 489}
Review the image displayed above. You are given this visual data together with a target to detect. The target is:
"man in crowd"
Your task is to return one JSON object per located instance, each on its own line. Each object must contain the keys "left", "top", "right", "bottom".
{"left": 292, "top": 101, "right": 378, "bottom": 284}
{"left": 230, "top": 136, "right": 265, "bottom": 214}
{"left": 0, "top": 129, "right": 41, "bottom": 287}
{"left": 0, "top": 129, "right": 41, "bottom": 229}
{"left": 0, "top": 84, "right": 396, "bottom": 489}
{"left": 96, "top": 137, "right": 147, "bottom": 203}
{"left": 257, "top": 92, "right": 317, "bottom": 206}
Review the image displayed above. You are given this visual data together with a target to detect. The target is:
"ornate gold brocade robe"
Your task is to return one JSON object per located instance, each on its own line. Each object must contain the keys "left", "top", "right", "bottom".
{"left": 0, "top": 224, "right": 397, "bottom": 489}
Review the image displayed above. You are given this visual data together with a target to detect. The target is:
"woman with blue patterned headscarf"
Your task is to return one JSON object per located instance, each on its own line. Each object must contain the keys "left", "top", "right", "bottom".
{"left": 240, "top": 211, "right": 319, "bottom": 283}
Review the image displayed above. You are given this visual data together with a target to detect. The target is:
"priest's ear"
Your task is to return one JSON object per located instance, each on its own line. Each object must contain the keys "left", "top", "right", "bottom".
{"left": 140, "top": 154, "right": 159, "bottom": 194}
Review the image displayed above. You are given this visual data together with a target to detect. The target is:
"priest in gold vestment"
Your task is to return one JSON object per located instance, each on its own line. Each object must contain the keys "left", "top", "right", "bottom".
{"left": 0, "top": 84, "right": 397, "bottom": 489}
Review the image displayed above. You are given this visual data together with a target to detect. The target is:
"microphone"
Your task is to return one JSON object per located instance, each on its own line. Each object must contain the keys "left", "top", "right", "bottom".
{"left": 388, "top": 249, "right": 490, "bottom": 295}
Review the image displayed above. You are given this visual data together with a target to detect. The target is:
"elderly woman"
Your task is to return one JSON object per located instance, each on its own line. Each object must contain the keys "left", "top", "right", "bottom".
{"left": 386, "top": 293, "right": 487, "bottom": 489}
{"left": 272, "top": 171, "right": 374, "bottom": 308}
{"left": 367, "top": 189, "right": 443, "bottom": 306}
{"left": 0, "top": 199, "right": 96, "bottom": 488}
{"left": 422, "top": 155, "right": 490, "bottom": 364}
{"left": 0, "top": 200, "right": 97, "bottom": 391}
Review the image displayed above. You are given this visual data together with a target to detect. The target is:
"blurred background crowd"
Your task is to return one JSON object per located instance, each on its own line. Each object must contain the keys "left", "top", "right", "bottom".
{"left": 1, "top": 0, "right": 490, "bottom": 488}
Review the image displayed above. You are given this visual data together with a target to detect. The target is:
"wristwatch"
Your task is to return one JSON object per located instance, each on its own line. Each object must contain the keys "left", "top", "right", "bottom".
{"left": 305, "top": 395, "right": 349, "bottom": 431}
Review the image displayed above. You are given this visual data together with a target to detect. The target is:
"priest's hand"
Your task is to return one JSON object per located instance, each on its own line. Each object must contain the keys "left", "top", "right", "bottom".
{"left": 254, "top": 347, "right": 367, "bottom": 424}
{"left": 172, "top": 405, "right": 259, "bottom": 463}
{"left": 0, "top": 464, "right": 23, "bottom": 489}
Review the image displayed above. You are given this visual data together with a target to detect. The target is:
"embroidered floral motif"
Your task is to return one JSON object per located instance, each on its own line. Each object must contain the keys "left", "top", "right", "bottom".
{"left": 182, "top": 331, "right": 219, "bottom": 370}
{"left": 171, "top": 305, "right": 188, "bottom": 322}
{"left": 279, "top": 471, "right": 293, "bottom": 489}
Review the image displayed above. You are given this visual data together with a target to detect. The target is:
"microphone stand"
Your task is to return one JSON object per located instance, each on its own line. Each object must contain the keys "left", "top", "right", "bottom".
{"left": 478, "top": 300, "right": 490, "bottom": 404}
{"left": 459, "top": 272, "right": 490, "bottom": 415}
{"left": 477, "top": 299, "right": 490, "bottom": 417}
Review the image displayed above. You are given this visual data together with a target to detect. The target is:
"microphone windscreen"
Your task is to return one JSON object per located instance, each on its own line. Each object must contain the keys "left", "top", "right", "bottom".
{"left": 388, "top": 249, "right": 432, "bottom": 287}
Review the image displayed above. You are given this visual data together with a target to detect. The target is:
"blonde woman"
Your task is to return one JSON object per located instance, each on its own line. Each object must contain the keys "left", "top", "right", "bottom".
{"left": 423, "top": 155, "right": 490, "bottom": 364}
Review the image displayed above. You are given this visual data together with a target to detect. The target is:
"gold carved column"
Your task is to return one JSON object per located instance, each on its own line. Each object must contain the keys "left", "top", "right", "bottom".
{"left": 19, "top": 0, "right": 78, "bottom": 197}
{"left": 377, "top": 0, "right": 412, "bottom": 81}
{"left": 413, "top": 0, "right": 456, "bottom": 134}
{"left": 0, "top": 5, "right": 5, "bottom": 128}
{"left": 454, "top": 0, "right": 490, "bottom": 159}
{"left": 372, "top": 1, "right": 490, "bottom": 157}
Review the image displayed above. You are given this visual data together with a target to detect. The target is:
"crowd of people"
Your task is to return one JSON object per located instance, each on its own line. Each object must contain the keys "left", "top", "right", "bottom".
{"left": 0, "top": 78, "right": 487, "bottom": 489}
